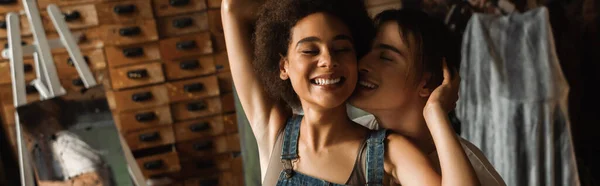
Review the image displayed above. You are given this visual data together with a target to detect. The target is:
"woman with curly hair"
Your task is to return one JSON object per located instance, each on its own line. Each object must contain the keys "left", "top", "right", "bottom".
{"left": 221, "top": 0, "right": 479, "bottom": 185}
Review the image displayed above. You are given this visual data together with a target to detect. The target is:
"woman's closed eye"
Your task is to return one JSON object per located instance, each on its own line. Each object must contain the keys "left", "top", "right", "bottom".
{"left": 380, "top": 52, "right": 393, "bottom": 62}
{"left": 301, "top": 49, "right": 319, "bottom": 55}
{"left": 333, "top": 47, "right": 352, "bottom": 53}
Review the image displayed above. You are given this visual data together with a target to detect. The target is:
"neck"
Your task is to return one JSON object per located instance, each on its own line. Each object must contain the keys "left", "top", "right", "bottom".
{"left": 300, "top": 104, "right": 361, "bottom": 151}
{"left": 371, "top": 102, "right": 435, "bottom": 154}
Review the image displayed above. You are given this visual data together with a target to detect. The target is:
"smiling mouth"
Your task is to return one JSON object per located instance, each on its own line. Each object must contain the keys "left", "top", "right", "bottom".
{"left": 358, "top": 80, "right": 378, "bottom": 89}
{"left": 310, "top": 77, "right": 346, "bottom": 86}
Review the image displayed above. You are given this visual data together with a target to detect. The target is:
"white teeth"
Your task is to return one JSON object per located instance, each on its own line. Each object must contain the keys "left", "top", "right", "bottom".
{"left": 359, "top": 81, "right": 376, "bottom": 89}
{"left": 314, "top": 78, "right": 341, "bottom": 85}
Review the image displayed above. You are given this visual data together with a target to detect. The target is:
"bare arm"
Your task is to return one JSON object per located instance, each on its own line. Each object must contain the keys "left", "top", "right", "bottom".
{"left": 221, "top": 0, "right": 288, "bottom": 177}
{"left": 385, "top": 134, "right": 441, "bottom": 186}
{"left": 424, "top": 61, "right": 479, "bottom": 186}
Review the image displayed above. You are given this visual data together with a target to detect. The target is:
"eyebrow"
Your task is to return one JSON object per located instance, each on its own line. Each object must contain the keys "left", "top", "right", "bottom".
{"left": 295, "top": 35, "right": 354, "bottom": 48}
{"left": 376, "top": 43, "right": 402, "bottom": 55}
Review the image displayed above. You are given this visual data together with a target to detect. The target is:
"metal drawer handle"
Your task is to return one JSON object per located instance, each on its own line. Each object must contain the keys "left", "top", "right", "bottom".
{"left": 63, "top": 11, "right": 81, "bottom": 22}
{"left": 127, "top": 69, "right": 148, "bottom": 79}
{"left": 72, "top": 78, "right": 84, "bottom": 86}
{"left": 195, "top": 160, "right": 216, "bottom": 169}
{"left": 23, "top": 64, "right": 33, "bottom": 72}
{"left": 135, "top": 112, "right": 156, "bottom": 122}
{"left": 176, "top": 40, "right": 196, "bottom": 50}
{"left": 139, "top": 132, "right": 160, "bottom": 142}
{"left": 180, "top": 60, "right": 200, "bottom": 70}
{"left": 0, "top": 0, "right": 16, "bottom": 5}
{"left": 143, "top": 160, "right": 163, "bottom": 170}
{"left": 186, "top": 101, "right": 207, "bottom": 111}
{"left": 169, "top": 0, "right": 190, "bottom": 6}
{"left": 119, "top": 26, "right": 141, "bottom": 37}
{"left": 4, "top": 41, "right": 27, "bottom": 49}
{"left": 123, "top": 47, "right": 144, "bottom": 57}
{"left": 193, "top": 141, "right": 213, "bottom": 151}
{"left": 67, "top": 56, "right": 89, "bottom": 67}
{"left": 199, "top": 179, "right": 219, "bottom": 186}
{"left": 189, "top": 122, "right": 210, "bottom": 132}
{"left": 113, "top": 4, "right": 136, "bottom": 14}
{"left": 131, "top": 92, "right": 153, "bottom": 102}
{"left": 184, "top": 83, "right": 204, "bottom": 92}
{"left": 25, "top": 85, "right": 37, "bottom": 94}
{"left": 0, "top": 21, "right": 6, "bottom": 29}
{"left": 172, "top": 17, "right": 193, "bottom": 28}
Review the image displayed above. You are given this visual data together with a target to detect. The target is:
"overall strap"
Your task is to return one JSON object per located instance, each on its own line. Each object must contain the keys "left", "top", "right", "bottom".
{"left": 365, "top": 129, "right": 388, "bottom": 185}
{"left": 280, "top": 115, "right": 303, "bottom": 178}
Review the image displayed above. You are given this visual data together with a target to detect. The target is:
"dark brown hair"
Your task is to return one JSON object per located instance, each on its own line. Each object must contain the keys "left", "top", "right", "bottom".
{"left": 253, "top": 0, "right": 375, "bottom": 110}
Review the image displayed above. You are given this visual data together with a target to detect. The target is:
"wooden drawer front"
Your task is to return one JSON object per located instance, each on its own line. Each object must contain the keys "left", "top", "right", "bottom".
{"left": 207, "top": 0, "right": 221, "bottom": 9}
{"left": 216, "top": 72, "right": 232, "bottom": 94}
{"left": 213, "top": 51, "right": 228, "bottom": 72}
{"left": 0, "top": 15, "right": 31, "bottom": 39}
{"left": 41, "top": 4, "right": 99, "bottom": 32}
{"left": 166, "top": 76, "right": 219, "bottom": 103}
{"left": 221, "top": 93, "right": 235, "bottom": 113}
{"left": 174, "top": 115, "right": 232, "bottom": 142}
{"left": 96, "top": 0, "right": 154, "bottom": 24}
{"left": 212, "top": 33, "right": 226, "bottom": 52}
{"left": 183, "top": 172, "right": 244, "bottom": 186}
{"left": 37, "top": 0, "right": 101, "bottom": 7}
{"left": 159, "top": 32, "right": 212, "bottom": 60}
{"left": 105, "top": 42, "right": 161, "bottom": 68}
{"left": 157, "top": 12, "right": 208, "bottom": 38}
{"left": 46, "top": 30, "right": 104, "bottom": 54}
{"left": 102, "top": 20, "right": 158, "bottom": 46}
{"left": 222, "top": 114, "right": 237, "bottom": 133}
{"left": 179, "top": 154, "right": 232, "bottom": 177}
{"left": 136, "top": 151, "right": 181, "bottom": 177}
{"left": 175, "top": 134, "right": 240, "bottom": 157}
{"left": 0, "top": 37, "right": 35, "bottom": 61}
{"left": 171, "top": 97, "right": 222, "bottom": 121}
{"left": 106, "top": 84, "right": 169, "bottom": 112}
{"left": 125, "top": 125, "right": 175, "bottom": 150}
{"left": 0, "top": 1, "right": 22, "bottom": 14}
{"left": 0, "top": 85, "right": 41, "bottom": 108}
{"left": 116, "top": 105, "right": 173, "bottom": 133}
{"left": 0, "top": 59, "right": 36, "bottom": 85}
{"left": 1, "top": 103, "right": 16, "bottom": 126}
{"left": 164, "top": 55, "right": 216, "bottom": 80}
{"left": 54, "top": 49, "right": 106, "bottom": 77}
{"left": 207, "top": 10, "right": 222, "bottom": 35}
{"left": 59, "top": 71, "right": 106, "bottom": 93}
{"left": 109, "top": 61, "right": 165, "bottom": 90}
{"left": 152, "top": 0, "right": 207, "bottom": 18}
{"left": 5, "top": 126, "right": 16, "bottom": 147}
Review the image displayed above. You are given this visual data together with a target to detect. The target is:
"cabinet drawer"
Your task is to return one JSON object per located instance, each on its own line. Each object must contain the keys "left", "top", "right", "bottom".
{"left": 1, "top": 103, "right": 16, "bottom": 126}
{"left": 125, "top": 125, "right": 175, "bottom": 150}
{"left": 222, "top": 114, "right": 237, "bottom": 133}
{"left": 109, "top": 61, "right": 165, "bottom": 90}
{"left": 159, "top": 32, "right": 212, "bottom": 60}
{"left": 166, "top": 76, "right": 219, "bottom": 103}
{"left": 106, "top": 84, "right": 169, "bottom": 112}
{"left": 152, "top": 0, "right": 207, "bottom": 18}
{"left": 41, "top": 4, "right": 99, "bottom": 32}
{"left": 176, "top": 134, "right": 240, "bottom": 157}
{"left": 213, "top": 51, "right": 228, "bottom": 72}
{"left": 115, "top": 105, "right": 173, "bottom": 133}
{"left": 164, "top": 55, "right": 216, "bottom": 80}
{"left": 221, "top": 92, "right": 235, "bottom": 113}
{"left": 0, "top": 0, "right": 22, "bottom": 14}
{"left": 47, "top": 30, "right": 104, "bottom": 54}
{"left": 0, "top": 84, "right": 41, "bottom": 109}
{"left": 0, "top": 59, "right": 36, "bottom": 85}
{"left": 207, "top": 10, "right": 222, "bottom": 35}
{"left": 96, "top": 0, "right": 154, "bottom": 24}
{"left": 135, "top": 151, "right": 181, "bottom": 177}
{"left": 59, "top": 71, "right": 106, "bottom": 93}
{"left": 5, "top": 126, "right": 16, "bottom": 147}
{"left": 157, "top": 12, "right": 208, "bottom": 38}
{"left": 105, "top": 42, "right": 161, "bottom": 68}
{"left": 216, "top": 72, "right": 232, "bottom": 94}
{"left": 206, "top": 0, "right": 221, "bottom": 9}
{"left": 0, "top": 15, "right": 31, "bottom": 39}
{"left": 183, "top": 172, "right": 244, "bottom": 186}
{"left": 173, "top": 115, "right": 233, "bottom": 142}
{"left": 179, "top": 154, "right": 233, "bottom": 177}
{"left": 102, "top": 20, "right": 158, "bottom": 46}
{"left": 54, "top": 49, "right": 106, "bottom": 77}
{"left": 171, "top": 97, "right": 222, "bottom": 121}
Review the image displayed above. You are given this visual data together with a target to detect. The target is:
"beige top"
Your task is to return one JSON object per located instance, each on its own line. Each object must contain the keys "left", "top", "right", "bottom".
{"left": 354, "top": 114, "right": 507, "bottom": 186}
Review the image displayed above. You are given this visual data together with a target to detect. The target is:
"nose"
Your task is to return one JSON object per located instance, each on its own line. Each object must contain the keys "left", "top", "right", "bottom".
{"left": 317, "top": 49, "right": 338, "bottom": 68}
{"left": 358, "top": 55, "right": 372, "bottom": 74}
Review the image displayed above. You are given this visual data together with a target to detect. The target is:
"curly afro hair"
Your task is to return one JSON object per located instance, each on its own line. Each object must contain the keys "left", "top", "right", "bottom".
{"left": 253, "top": 0, "right": 375, "bottom": 110}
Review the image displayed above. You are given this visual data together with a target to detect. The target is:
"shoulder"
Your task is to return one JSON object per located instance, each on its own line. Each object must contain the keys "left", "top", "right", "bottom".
{"left": 353, "top": 114, "right": 380, "bottom": 130}
{"left": 458, "top": 138, "right": 507, "bottom": 186}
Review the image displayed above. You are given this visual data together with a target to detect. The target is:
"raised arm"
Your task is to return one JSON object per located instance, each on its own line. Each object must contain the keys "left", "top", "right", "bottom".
{"left": 221, "top": 0, "right": 288, "bottom": 177}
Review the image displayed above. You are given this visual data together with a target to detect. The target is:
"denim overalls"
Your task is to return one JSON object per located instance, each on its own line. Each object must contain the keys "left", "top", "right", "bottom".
{"left": 276, "top": 115, "right": 387, "bottom": 186}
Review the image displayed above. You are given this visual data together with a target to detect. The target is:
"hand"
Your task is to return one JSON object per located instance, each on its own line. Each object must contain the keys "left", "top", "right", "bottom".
{"left": 222, "top": 0, "right": 265, "bottom": 24}
{"left": 424, "top": 60, "right": 460, "bottom": 114}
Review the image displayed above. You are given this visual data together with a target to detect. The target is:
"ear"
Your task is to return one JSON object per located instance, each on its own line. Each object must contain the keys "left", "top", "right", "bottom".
{"left": 418, "top": 72, "right": 433, "bottom": 98}
{"left": 279, "top": 54, "right": 289, "bottom": 80}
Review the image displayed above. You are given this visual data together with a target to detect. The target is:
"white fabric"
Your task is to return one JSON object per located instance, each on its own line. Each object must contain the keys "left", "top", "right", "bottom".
{"left": 50, "top": 131, "right": 104, "bottom": 180}
{"left": 354, "top": 114, "right": 506, "bottom": 186}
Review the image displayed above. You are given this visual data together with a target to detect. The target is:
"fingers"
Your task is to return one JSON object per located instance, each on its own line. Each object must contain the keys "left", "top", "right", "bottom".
{"left": 442, "top": 60, "right": 451, "bottom": 84}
